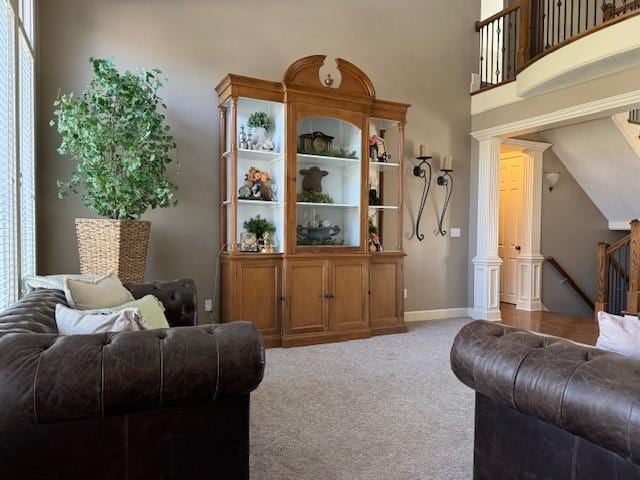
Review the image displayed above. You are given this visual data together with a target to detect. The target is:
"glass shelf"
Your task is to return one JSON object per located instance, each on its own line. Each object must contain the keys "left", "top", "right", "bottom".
{"left": 368, "top": 205, "right": 399, "bottom": 210}
{"left": 224, "top": 97, "right": 286, "bottom": 253}
{"left": 295, "top": 116, "right": 362, "bottom": 249}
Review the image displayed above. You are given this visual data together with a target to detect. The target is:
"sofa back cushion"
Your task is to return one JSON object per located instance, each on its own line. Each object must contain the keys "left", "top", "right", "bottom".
{"left": 125, "top": 279, "right": 197, "bottom": 328}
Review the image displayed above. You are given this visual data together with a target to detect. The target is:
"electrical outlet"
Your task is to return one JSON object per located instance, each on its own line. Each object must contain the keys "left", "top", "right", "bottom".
{"left": 404, "top": 289, "right": 408, "bottom": 299}
{"left": 450, "top": 227, "right": 462, "bottom": 238}
{"left": 204, "top": 299, "right": 213, "bottom": 312}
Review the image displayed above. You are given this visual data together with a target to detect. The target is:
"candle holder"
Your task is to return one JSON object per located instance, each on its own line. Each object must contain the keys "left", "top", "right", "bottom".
{"left": 436, "top": 169, "right": 454, "bottom": 236}
{"left": 413, "top": 155, "right": 433, "bottom": 242}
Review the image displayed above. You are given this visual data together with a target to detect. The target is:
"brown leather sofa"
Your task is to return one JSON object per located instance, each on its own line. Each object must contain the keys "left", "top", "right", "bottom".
{"left": 0, "top": 279, "right": 265, "bottom": 480}
{"left": 451, "top": 320, "right": 640, "bottom": 480}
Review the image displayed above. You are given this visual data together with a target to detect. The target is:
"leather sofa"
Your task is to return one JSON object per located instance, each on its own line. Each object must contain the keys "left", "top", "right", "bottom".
{"left": 451, "top": 320, "right": 640, "bottom": 480}
{"left": 0, "top": 279, "right": 265, "bottom": 480}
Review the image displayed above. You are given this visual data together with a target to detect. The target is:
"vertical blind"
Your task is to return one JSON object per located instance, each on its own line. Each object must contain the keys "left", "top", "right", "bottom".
{"left": 0, "top": 0, "right": 35, "bottom": 309}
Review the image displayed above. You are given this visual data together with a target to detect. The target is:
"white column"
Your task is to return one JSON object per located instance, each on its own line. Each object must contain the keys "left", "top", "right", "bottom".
{"left": 516, "top": 149, "right": 544, "bottom": 311}
{"left": 472, "top": 137, "right": 503, "bottom": 321}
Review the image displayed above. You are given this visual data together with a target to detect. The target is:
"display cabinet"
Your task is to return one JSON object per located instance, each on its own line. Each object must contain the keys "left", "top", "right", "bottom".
{"left": 216, "top": 56, "right": 409, "bottom": 347}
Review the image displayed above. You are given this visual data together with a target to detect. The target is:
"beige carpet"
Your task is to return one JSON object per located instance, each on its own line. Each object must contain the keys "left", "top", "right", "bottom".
{"left": 250, "top": 319, "right": 475, "bottom": 480}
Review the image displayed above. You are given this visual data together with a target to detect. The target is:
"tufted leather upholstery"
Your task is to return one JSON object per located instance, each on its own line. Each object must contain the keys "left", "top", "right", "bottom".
{"left": 125, "top": 278, "right": 197, "bottom": 327}
{"left": 451, "top": 320, "right": 640, "bottom": 479}
{"left": 0, "top": 280, "right": 265, "bottom": 480}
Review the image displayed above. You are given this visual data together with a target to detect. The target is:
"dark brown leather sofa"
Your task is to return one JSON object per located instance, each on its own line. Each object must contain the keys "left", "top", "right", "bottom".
{"left": 451, "top": 320, "right": 640, "bottom": 480}
{"left": 0, "top": 279, "right": 265, "bottom": 480}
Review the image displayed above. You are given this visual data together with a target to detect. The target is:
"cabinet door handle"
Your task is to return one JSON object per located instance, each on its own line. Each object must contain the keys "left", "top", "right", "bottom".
{"left": 279, "top": 296, "right": 285, "bottom": 302}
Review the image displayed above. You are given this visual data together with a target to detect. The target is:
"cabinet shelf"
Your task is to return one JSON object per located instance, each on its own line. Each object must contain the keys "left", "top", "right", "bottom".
{"left": 224, "top": 149, "right": 284, "bottom": 162}
{"left": 369, "top": 161, "right": 400, "bottom": 169}
{"left": 297, "top": 202, "right": 359, "bottom": 209}
{"left": 224, "top": 199, "right": 284, "bottom": 208}
{"left": 297, "top": 153, "right": 359, "bottom": 169}
{"left": 368, "top": 205, "right": 399, "bottom": 210}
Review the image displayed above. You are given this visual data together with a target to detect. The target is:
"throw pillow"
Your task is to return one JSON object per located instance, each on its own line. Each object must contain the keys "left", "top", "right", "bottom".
{"left": 111, "top": 295, "right": 170, "bottom": 330}
{"left": 596, "top": 311, "right": 640, "bottom": 360}
{"left": 23, "top": 274, "right": 101, "bottom": 292}
{"left": 55, "top": 304, "right": 140, "bottom": 335}
{"left": 64, "top": 272, "right": 134, "bottom": 310}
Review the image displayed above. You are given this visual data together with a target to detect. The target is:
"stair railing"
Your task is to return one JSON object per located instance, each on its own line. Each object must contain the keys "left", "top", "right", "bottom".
{"left": 629, "top": 108, "right": 640, "bottom": 124}
{"left": 546, "top": 256, "right": 595, "bottom": 310}
{"left": 596, "top": 219, "right": 640, "bottom": 316}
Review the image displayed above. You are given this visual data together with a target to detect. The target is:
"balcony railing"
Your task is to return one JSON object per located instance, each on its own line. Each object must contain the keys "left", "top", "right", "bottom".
{"left": 474, "top": 0, "right": 640, "bottom": 92}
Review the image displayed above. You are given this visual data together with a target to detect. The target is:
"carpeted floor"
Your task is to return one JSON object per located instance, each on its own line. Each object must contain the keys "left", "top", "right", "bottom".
{"left": 250, "top": 318, "right": 475, "bottom": 480}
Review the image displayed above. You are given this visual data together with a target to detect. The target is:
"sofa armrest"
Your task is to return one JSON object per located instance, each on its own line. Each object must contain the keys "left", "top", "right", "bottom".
{"left": 124, "top": 279, "right": 197, "bottom": 327}
{"left": 0, "top": 321, "right": 264, "bottom": 429}
{"left": 451, "top": 320, "right": 640, "bottom": 463}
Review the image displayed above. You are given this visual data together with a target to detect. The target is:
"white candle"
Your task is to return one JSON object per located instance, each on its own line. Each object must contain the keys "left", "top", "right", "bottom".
{"left": 419, "top": 144, "right": 429, "bottom": 157}
{"left": 441, "top": 156, "right": 453, "bottom": 171}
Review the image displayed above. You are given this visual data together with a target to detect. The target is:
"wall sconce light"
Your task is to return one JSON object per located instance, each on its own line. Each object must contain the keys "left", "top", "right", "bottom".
{"left": 413, "top": 144, "right": 432, "bottom": 242}
{"left": 545, "top": 172, "right": 560, "bottom": 192}
{"left": 437, "top": 156, "right": 454, "bottom": 236}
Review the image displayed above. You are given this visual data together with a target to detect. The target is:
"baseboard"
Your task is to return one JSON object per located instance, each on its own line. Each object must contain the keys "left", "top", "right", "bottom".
{"left": 404, "top": 308, "right": 472, "bottom": 323}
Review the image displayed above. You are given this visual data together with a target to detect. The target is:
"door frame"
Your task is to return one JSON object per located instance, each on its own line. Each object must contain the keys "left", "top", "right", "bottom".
{"left": 471, "top": 137, "right": 550, "bottom": 321}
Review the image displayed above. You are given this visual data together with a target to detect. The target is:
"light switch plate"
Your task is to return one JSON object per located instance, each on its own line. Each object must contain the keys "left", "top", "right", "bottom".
{"left": 450, "top": 228, "right": 462, "bottom": 238}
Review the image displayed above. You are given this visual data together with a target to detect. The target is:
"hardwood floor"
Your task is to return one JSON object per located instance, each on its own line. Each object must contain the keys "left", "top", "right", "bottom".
{"left": 500, "top": 303, "right": 599, "bottom": 345}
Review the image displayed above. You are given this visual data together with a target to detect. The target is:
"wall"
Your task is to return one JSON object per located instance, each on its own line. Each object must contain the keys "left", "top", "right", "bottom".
{"left": 540, "top": 147, "right": 625, "bottom": 317}
{"left": 37, "top": 0, "right": 480, "bottom": 319}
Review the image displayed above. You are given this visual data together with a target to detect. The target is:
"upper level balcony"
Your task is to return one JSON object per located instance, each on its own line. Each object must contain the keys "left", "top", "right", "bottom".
{"left": 472, "top": 0, "right": 640, "bottom": 114}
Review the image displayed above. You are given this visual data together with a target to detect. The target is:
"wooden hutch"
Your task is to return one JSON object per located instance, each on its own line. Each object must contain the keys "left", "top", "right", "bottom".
{"left": 216, "top": 55, "right": 410, "bottom": 347}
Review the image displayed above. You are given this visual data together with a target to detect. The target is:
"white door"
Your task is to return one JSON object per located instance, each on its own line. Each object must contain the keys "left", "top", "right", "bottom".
{"left": 498, "top": 153, "right": 524, "bottom": 304}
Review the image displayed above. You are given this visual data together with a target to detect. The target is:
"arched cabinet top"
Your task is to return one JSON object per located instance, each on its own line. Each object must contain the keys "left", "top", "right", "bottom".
{"left": 215, "top": 55, "right": 409, "bottom": 120}
{"left": 283, "top": 55, "right": 376, "bottom": 98}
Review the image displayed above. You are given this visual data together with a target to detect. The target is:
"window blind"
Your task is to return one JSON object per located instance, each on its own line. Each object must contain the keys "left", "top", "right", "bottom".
{"left": 19, "top": 33, "right": 34, "bottom": 284}
{"left": 0, "top": 0, "right": 16, "bottom": 309}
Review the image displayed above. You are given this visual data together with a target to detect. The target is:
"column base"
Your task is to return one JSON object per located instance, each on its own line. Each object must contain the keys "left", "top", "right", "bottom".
{"left": 516, "top": 255, "right": 544, "bottom": 312}
{"left": 472, "top": 256, "right": 503, "bottom": 322}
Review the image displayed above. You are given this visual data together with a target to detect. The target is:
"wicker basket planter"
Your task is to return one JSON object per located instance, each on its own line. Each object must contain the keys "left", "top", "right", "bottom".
{"left": 75, "top": 218, "right": 151, "bottom": 282}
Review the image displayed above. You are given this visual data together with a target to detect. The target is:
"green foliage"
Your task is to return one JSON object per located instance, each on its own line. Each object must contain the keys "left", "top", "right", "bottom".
{"left": 247, "top": 111, "right": 272, "bottom": 132}
{"left": 51, "top": 57, "right": 178, "bottom": 220}
{"left": 368, "top": 217, "right": 378, "bottom": 235}
{"left": 243, "top": 215, "right": 275, "bottom": 239}
{"left": 297, "top": 191, "right": 334, "bottom": 204}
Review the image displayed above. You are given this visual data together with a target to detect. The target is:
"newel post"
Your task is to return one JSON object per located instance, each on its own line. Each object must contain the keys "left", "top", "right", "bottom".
{"left": 517, "top": 0, "right": 532, "bottom": 70}
{"left": 628, "top": 220, "right": 640, "bottom": 314}
{"left": 595, "top": 242, "right": 610, "bottom": 317}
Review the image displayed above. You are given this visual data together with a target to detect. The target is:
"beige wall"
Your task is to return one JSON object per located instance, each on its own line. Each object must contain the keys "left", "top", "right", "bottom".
{"left": 37, "top": 0, "right": 480, "bottom": 318}
{"left": 539, "top": 147, "right": 626, "bottom": 317}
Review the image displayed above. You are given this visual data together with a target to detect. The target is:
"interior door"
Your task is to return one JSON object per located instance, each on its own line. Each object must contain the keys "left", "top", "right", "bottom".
{"left": 499, "top": 154, "right": 524, "bottom": 304}
{"left": 285, "top": 260, "right": 328, "bottom": 334}
{"left": 329, "top": 260, "right": 368, "bottom": 331}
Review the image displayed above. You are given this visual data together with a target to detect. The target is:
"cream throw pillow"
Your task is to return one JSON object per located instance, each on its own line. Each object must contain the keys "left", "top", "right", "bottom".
{"left": 55, "top": 304, "right": 140, "bottom": 335}
{"left": 596, "top": 311, "right": 640, "bottom": 360}
{"left": 111, "top": 295, "right": 170, "bottom": 330}
{"left": 63, "top": 272, "right": 134, "bottom": 310}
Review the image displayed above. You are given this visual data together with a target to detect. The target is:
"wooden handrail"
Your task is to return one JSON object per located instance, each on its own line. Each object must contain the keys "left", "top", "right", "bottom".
{"left": 607, "top": 234, "right": 631, "bottom": 255}
{"left": 546, "top": 256, "right": 595, "bottom": 310}
{"left": 475, "top": 3, "right": 520, "bottom": 31}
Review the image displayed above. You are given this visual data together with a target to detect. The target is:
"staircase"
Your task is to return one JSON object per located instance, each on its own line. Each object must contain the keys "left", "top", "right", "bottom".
{"left": 596, "top": 219, "right": 640, "bottom": 316}
{"left": 629, "top": 109, "right": 640, "bottom": 127}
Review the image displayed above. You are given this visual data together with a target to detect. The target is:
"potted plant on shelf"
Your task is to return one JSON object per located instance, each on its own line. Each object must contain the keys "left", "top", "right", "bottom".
{"left": 51, "top": 57, "right": 178, "bottom": 282}
{"left": 247, "top": 111, "right": 272, "bottom": 149}
{"left": 243, "top": 215, "right": 276, "bottom": 252}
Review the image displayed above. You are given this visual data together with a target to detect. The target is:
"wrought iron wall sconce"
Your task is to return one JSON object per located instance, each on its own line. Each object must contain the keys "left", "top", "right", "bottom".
{"left": 436, "top": 156, "right": 454, "bottom": 236}
{"left": 413, "top": 144, "right": 432, "bottom": 242}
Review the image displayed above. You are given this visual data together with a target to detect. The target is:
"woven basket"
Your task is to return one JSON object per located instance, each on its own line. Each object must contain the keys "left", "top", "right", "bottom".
{"left": 75, "top": 218, "right": 151, "bottom": 283}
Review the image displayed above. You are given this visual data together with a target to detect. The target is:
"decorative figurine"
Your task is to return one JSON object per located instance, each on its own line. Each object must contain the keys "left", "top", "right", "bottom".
{"left": 300, "top": 166, "right": 329, "bottom": 193}
{"left": 239, "top": 125, "right": 248, "bottom": 150}
{"left": 261, "top": 232, "right": 275, "bottom": 254}
{"left": 240, "top": 166, "right": 273, "bottom": 201}
{"left": 246, "top": 131, "right": 253, "bottom": 150}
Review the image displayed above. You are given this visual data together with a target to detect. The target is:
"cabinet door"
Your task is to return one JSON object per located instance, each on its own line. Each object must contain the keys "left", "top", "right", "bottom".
{"left": 286, "top": 260, "right": 328, "bottom": 334}
{"left": 329, "top": 260, "right": 368, "bottom": 331}
{"left": 370, "top": 260, "right": 403, "bottom": 327}
{"left": 236, "top": 261, "right": 282, "bottom": 338}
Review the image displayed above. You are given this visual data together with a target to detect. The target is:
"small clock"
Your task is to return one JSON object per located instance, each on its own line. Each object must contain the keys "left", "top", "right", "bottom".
{"left": 298, "top": 131, "right": 335, "bottom": 155}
